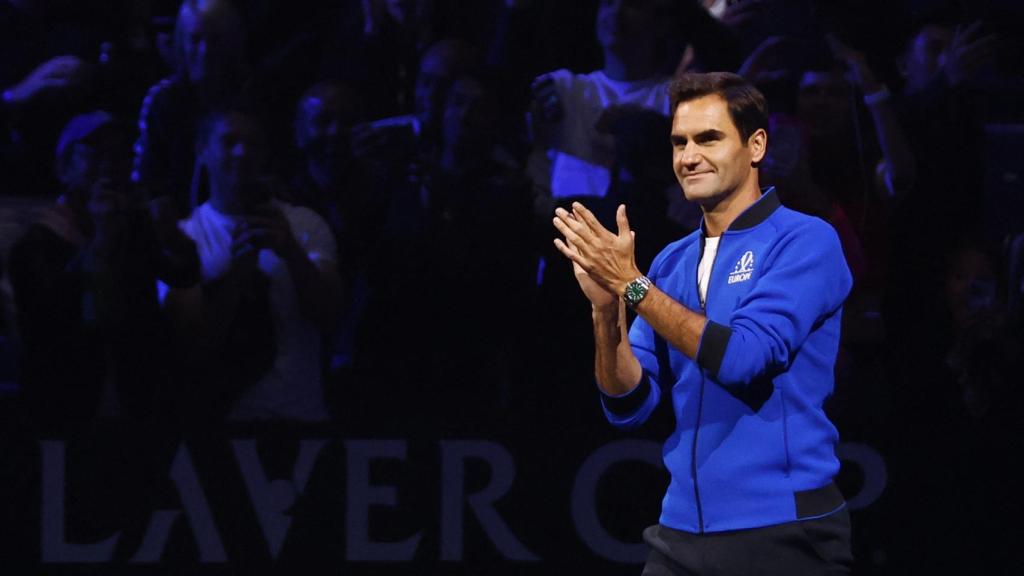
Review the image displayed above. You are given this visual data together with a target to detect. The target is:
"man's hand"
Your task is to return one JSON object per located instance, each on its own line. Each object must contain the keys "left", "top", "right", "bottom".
{"left": 825, "top": 34, "right": 883, "bottom": 94}
{"left": 529, "top": 75, "right": 563, "bottom": 125}
{"left": 565, "top": 237, "right": 617, "bottom": 310}
{"left": 234, "top": 205, "right": 304, "bottom": 263}
{"left": 943, "top": 21, "right": 999, "bottom": 87}
{"left": 553, "top": 202, "right": 641, "bottom": 306}
{"left": 4, "top": 55, "right": 89, "bottom": 105}
{"left": 738, "top": 35, "right": 799, "bottom": 85}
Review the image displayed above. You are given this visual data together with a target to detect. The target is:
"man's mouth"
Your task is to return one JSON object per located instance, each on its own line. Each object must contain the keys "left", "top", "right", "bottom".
{"left": 683, "top": 171, "right": 712, "bottom": 179}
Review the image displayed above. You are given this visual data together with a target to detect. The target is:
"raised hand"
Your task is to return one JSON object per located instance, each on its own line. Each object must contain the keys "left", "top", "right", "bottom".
{"left": 943, "top": 21, "right": 999, "bottom": 87}
{"left": 564, "top": 235, "right": 618, "bottom": 309}
{"left": 552, "top": 202, "right": 641, "bottom": 306}
{"left": 4, "top": 55, "right": 89, "bottom": 105}
{"left": 825, "top": 33, "right": 882, "bottom": 93}
{"left": 738, "top": 35, "right": 800, "bottom": 85}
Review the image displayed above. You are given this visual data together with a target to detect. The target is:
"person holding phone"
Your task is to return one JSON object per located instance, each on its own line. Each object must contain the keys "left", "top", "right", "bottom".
{"left": 9, "top": 110, "right": 199, "bottom": 426}
{"left": 161, "top": 110, "right": 342, "bottom": 423}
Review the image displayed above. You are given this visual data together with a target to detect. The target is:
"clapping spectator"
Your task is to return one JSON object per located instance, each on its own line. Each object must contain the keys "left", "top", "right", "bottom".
{"left": 8, "top": 110, "right": 198, "bottom": 428}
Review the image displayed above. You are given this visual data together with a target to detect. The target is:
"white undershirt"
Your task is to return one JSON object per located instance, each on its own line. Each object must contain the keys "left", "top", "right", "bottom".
{"left": 697, "top": 236, "right": 720, "bottom": 307}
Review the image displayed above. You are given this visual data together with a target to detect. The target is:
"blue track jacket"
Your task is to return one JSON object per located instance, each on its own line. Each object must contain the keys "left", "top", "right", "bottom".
{"left": 602, "top": 188, "right": 853, "bottom": 533}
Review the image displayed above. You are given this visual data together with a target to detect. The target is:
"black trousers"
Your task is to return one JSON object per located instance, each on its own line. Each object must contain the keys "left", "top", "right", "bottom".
{"left": 641, "top": 508, "right": 853, "bottom": 576}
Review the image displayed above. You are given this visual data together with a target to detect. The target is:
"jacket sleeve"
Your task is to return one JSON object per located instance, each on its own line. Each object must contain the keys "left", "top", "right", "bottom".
{"left": 599, "top": 315, "right": 663, "bottom": 429}
{"left": 599, "top": 246, "right": 678, "bottom": 429}
{"left": 695, "top": 219, "right": 852, "bottom": 388}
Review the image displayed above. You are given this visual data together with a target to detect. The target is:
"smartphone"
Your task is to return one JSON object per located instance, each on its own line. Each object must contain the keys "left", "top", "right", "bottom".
{"left": 367, "top": 115, "right": 419, "bottom": 141}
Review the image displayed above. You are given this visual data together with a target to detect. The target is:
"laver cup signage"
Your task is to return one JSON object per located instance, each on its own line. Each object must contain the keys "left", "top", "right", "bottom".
{"left": 3, "top": 431, "right": 886, "bottom": 574}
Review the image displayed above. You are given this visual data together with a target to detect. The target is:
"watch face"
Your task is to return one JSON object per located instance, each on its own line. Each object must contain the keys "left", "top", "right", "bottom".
{"left": 624, "top": 277, "right": 649, "bottom": 307}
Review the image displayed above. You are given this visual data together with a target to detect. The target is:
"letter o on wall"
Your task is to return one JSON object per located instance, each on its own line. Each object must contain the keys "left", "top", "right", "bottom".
{"left": 836, "top": 441, "right": 887, "bottom": 510}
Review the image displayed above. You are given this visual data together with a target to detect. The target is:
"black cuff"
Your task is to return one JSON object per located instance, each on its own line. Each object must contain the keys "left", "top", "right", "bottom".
{"left": 696, "top": 321, "right": 731, "bottom": 378}
{"left": 601, "top": 372, "right": 651, "bottom": 416}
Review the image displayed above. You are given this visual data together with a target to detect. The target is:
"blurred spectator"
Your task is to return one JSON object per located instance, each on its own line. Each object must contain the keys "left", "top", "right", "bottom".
{"left": 290, "top": 81, "right": 369, "bottom": 225}
{"left": 760, "top": 112, "right": 869, "bottom": 289}
{"left": 525, "top": 0, "right": 676, "bottom": 210}
{"left": 344, "top": 0, "right": 439, "bottom": 119}
{"left": 885, "top": 11, "right": 1008, "bottom": 380}
{"left": 347, "top": 37, "right": 482, "bottom": 192}
{"left": 886, "top": 238, "right": 1023, "bottom": 572}
{"left": 1, "top": 0, "right": 95, "bottom": 198}
{"left": 2, "top": 0, "right": 167, "bottom": 197}
{"left": 7, "top": 110, "right": 199, "bottom": 429}
{"left": 412, "top": 38, "right": 483, "bottom": 155}
{"left": 160, "top": 110, "right": 341, "bottom": 424}
{"left": 418, "top": 72, "right": 536, "bottom": 429}
{"left": 892, "top": 13, "right": 1000, "bottom": 237}
{"left": 132, "top": 0, "right": 251, "bottom": 214}
{"left": 288, "top": 80, "right": 384, "bottom": 419}
{"left": 784, "top": 35, "right": 917, "bottom": 302}
{"left": 323, "top": 0, "right": 510, "bottom": 121}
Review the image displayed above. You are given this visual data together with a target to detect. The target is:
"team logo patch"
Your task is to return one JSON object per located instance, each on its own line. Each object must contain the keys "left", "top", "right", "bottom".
{"left": 728, "top": 251, "right": 754, "bottom": 284}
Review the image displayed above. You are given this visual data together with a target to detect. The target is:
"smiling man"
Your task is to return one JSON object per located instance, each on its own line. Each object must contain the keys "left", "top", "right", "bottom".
{"left": 552, "top": 72, "right": 854, "bottom": 575}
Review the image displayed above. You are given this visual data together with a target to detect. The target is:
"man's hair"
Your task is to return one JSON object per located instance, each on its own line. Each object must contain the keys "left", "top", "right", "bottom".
{"left": 669, "top": 72, "right": 768, "bottom": 143}
{"left": 196, "top": 109, "right": 265, "bottom": 154}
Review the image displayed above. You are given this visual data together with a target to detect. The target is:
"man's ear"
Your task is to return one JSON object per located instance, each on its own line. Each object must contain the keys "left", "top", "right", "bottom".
{"left": 748, "top": 128, "right": 767, "bottom": 165}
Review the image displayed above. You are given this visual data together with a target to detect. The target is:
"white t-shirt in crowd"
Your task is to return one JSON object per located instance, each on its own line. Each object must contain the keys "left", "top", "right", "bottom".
{"left": 164, "top": 200, "right": 337, "bottom": 422}
{"left": 528, "top": 69, "right": 672, "bottom": 200}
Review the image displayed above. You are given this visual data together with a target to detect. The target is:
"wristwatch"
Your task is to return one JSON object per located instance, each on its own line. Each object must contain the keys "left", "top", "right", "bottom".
{"left": 623, "top": 275, "right": 652, "bottom": 309}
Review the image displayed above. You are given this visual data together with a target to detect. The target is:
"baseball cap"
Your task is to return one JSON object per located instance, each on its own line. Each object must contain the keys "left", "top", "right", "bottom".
{"left": 54, "top": 110, "right": 124, "bottom": 160}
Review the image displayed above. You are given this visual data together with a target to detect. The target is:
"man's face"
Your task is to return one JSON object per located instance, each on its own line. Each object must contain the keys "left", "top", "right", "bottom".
{"left": 297, "top": 87, "right": 357, "bottom": 176}
{"left": 180, "top": 6, "right": 242, "bottom": 84}
{"left": 61, "top": 128, "right": 132, "bottom": 202}
{"left": 204, "top": 113, "right": 268, "bottom": 208}
{"left": 797, "top": 69, "right": 850, "bottom": 138}
{"left": 671, "top": 95, "right": 763, "bottom": 208}
{"left": 415, "top": 50, "right": 455, "bottom": 133}
{"left": 442, "top": 77, "right": 493, "bottom": 154}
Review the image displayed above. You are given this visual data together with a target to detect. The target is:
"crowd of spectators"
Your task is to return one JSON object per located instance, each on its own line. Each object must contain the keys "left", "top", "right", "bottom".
{"left": 1, "top": 0, "right": 1022, "bottom": 571}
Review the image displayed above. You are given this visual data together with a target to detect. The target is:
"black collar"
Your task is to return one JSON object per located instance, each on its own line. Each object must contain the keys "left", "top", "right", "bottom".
{"left": 701, "top": 187, "right": 780, "bottom": 236}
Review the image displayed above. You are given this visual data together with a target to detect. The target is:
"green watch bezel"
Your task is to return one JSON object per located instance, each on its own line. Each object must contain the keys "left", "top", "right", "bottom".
{"left": 623, "top": 275, "right": 652, "bottom": 309}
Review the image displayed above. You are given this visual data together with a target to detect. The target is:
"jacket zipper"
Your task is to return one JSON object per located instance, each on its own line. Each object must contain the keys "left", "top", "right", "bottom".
{"left": 692, "top": 374, "right": 706, "bottom": 533}
{"left": 692, "top": 233, "right": 720, "bottom": 533}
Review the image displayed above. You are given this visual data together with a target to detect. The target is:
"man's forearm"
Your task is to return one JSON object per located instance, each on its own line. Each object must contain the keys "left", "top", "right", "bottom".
{"left": 633, "top": 285, "right": 706, "bottom": 360}
{"left": 593, "top": 301, "right": 642, "bottom": 396}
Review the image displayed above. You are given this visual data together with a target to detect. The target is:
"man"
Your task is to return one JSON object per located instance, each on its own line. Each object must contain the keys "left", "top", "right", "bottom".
{"left": 552, "top": 72, "right": 853, "bottom": 575}
{"left": 527, "top": 0, "right": 675, "bottom": 206}
{"left": 133, "top": 0, "right": 251, "bottom": 213}
{"left": 161, "top": 110, "right": 341, "bottom": 423}
{"left": 9, "top": 110, "right": 198, "bottom": 427}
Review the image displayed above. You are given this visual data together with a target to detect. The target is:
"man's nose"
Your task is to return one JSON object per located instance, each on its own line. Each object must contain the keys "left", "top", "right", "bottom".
{"left": 680, "top": 143, "right": 702, "bottom": 167}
